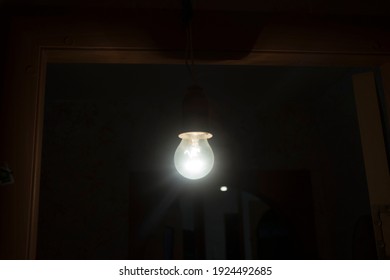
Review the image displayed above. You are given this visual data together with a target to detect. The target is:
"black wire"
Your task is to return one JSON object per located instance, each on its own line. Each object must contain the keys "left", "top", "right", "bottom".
{"left": 189, "top": 25, "right": 198, "bottom": 85}
{"left": 182, "top": 0, "right": 197, "bottom": 85}
{"left": 185, "top": 28, "right": 192, "bottom": 82}
{"left": 181, "top": 0, "right": 193, "bottom": 26}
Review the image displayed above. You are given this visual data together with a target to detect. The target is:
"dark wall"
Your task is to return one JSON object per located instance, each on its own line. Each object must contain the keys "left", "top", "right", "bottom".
{"left": 38, "top": 64, "right": 374, "bottom": 259}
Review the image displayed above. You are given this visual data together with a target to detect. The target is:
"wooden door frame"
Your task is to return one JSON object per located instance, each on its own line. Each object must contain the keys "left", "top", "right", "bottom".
{"left": 2, "top": 11, "right": 390, "bottom": 259}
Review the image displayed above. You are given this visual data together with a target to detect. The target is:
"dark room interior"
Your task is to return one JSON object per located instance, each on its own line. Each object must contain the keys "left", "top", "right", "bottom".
{"left": 1, "top": 0, "right": 390, "bottom": 260}
{"left": 37, "top": 64, "right": 374, "bottom": 259}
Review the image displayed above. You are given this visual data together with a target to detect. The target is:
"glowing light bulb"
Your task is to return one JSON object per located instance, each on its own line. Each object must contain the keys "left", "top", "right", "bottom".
{"left": 174, "top": 132, "right": 214, "bottom": 180}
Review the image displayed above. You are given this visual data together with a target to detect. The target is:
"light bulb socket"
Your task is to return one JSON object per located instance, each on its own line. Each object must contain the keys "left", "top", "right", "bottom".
{"left": 178, "top": 131, "right": 212, "bottom": 140}
{"left": 182, "top": 85, "right": 210, "bottom": 132}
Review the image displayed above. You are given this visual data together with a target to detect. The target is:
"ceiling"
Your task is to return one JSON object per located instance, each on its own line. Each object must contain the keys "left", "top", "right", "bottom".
{"left": 1, "top": 0, "right": 390, "bottom": 15}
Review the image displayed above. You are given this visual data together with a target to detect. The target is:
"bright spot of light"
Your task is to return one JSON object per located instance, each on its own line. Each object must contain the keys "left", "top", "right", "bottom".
{"left": 220, "top": 186, "right": 228, "bottom": 192}
{"left": 185, "top": 159, "right": 204, "bottom": 172}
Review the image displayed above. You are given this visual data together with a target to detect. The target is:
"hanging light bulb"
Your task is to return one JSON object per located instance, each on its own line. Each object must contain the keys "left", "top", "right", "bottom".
{"left": 174, "top": 1, "right": 214, "bottom": 180}
{"left": 174, "top": 132, "right": 214, "bottom": 180}
{"left": 174, "top": 85, "right": 214, "bottom": 180}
